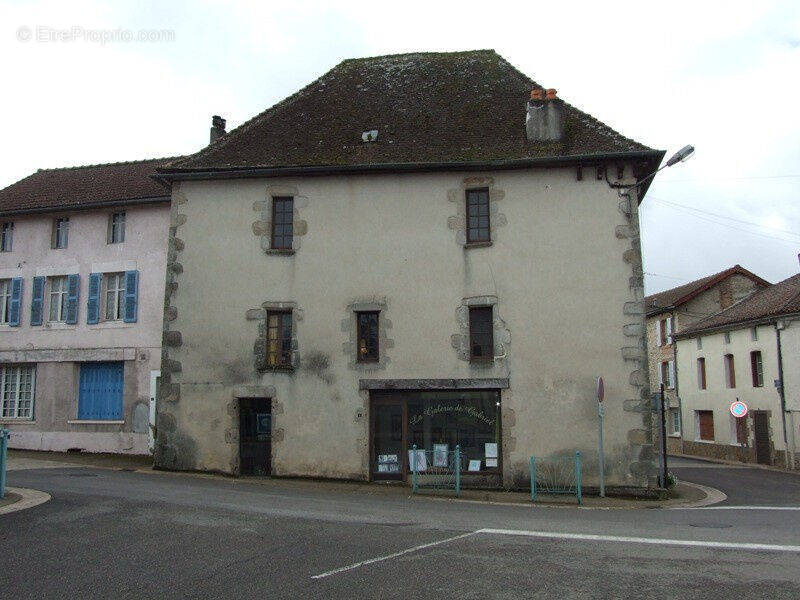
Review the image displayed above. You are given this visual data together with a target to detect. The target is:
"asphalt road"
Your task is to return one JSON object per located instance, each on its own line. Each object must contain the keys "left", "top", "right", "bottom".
{"left": 3, "top": 461, "right": 800, "bottom": 599}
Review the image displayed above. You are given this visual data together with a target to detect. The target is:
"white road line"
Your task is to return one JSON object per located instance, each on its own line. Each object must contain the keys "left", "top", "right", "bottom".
{"left": 673, "top": 506, "right": 800, "bottom": 511}
{"left": 311, "top": 531, "right": 478, "bottom": 579}
{"left": 478, "top": 528, "right": 800, "bottom": 553}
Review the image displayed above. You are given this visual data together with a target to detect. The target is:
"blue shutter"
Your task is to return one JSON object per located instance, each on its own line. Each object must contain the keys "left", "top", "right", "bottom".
{"left": 78, "top": 362, "right": 124, "bottom": 420}
{"left": 123, "top": 270, "right": 138, "bottom": 323}
{"left": 30, "top": 276, "right": 45, "bottom": 326}
{"left": 8, "top": 278, "right": 22, "bottom": 326}
{"left": 65, "top": 274, "right": 80, "bottom": 324}
{"left": 87, "top": 273, "right": 102, "bottom": 324}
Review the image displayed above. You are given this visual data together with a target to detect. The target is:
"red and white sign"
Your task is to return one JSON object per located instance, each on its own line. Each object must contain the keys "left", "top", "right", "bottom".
{"left": 596, "top": 377, "right": 605, "bottom": 402}
{"left": 730, "top": 401, "right": 748, "bottom": 418}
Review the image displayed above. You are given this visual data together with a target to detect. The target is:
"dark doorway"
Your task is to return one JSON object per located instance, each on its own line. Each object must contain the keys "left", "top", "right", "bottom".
{"left": 239, "top": 398, "right": 271, "bottom": 475}
{"left": 371, "top": 397, "right": 405, "bottom": 480}
{"left": 753, "top": 411, "right": 771, "bottom": 465}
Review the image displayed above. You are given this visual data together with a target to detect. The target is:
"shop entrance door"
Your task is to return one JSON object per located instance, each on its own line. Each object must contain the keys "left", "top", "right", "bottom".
{"left": 371, "top": 398, "right": 405, "bottom": 480}
{"left": 753, "top": 411, "right": 771, "bottom": 465}
{"left": 239, "top": 398, "right": 272, "bottom": 475}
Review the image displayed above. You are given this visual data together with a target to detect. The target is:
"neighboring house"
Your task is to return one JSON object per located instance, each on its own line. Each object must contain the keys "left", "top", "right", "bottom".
{"left": 153, "top": 50, "right": 665, "bottom": 490}
{"left": 644, "top": 265, "right": 769, "bottom": 452}
{"left": 674, "top": 273, "right": 800, "bottom": 469}
{"left": 0, "top": 158, "right": 173, "bottom": 454}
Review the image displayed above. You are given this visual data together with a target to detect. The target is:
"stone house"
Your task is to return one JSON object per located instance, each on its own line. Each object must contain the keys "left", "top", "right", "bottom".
{"left": 0, "top": 159, "right": 172, "bottom": 454}
{"left": 643, "top": 265, "right": 768, "bottom": 453}
{"left": 154, "top": 50, "right": 665, "bottom": 489}
{"left": 673, "top": 273, "right": 800, "bottom": 468}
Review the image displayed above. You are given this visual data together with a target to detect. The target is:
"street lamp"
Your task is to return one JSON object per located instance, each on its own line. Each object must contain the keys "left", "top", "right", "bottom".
{"left": 627, "top": 144, "right": 695, "bottom": 193}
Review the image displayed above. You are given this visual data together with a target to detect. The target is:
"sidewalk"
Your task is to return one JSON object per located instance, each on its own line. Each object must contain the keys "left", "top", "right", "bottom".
{"left": 670, "top": 452, "right": 800, "bottom": 477}
{"left": 7, "top": 449, "right": 719, "bottom": 509}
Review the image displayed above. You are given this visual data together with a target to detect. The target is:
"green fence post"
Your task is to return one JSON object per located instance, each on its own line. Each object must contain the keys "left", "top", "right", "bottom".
{"left": 411, "top": 444, "right": 418, "bottom": 494}
{"left": 0, "top": 429, "right": 8, "bottom": 499}
{"left": 454, "top": 445, "right": 461, "bottom": 497}
{"left": 530, "top": 456, "right": 536, "bottom": 502}
{"left": 575, "top": 451, "right": 582, "bottom": 505}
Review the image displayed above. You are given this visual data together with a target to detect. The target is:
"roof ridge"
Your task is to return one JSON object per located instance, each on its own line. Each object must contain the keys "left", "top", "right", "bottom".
{"left": 341, "top": 49, "right": 498, "bottom": 63}
{"left": 36, "top": 155, "right": 182, "bottom": 173}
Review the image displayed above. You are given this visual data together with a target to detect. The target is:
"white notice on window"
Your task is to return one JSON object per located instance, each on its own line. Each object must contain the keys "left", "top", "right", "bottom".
{"left": 408, "top": 449, "right": 427, "bottom": 472}
{"left": 433, "top": 444, "right": 449, "bottom": 467}
{"left": 468, "top": 460, "right": 481, "bottom": 472}
{"left": 485, "top": 458, "right": 498, "bottom": 468}
{"left": 485, "top": 443, "right": 498, "bottom": 459}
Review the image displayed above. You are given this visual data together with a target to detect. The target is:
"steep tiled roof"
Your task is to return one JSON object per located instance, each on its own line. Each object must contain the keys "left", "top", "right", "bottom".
{"left": 164, "top": 50, "right": 661, "bottom": 174}
{"left": 0, "top": 157, "right": 177, "bottom": 215}
{"left": 677, "top": 273, "right": 800, "bottom": 336}
{"left": 644, "top": 265, "right": 771, "bottom": 317}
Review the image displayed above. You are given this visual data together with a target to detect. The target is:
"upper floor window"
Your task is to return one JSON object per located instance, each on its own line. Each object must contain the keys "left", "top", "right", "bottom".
{"left": 723, "top": 331, "right": 731, "bottom": 344}
{"left": 108, "top": 212, "right": 126, "bottom": 244}
{"left": 1, "top": 364, "right": 35, "bottom": 419}
{"left": 104, "top": 273, "right": 125, "bottom": 321}
{"left": 266, "top": 310, "right": 292, "bottom": 368}
{"left": 466, "top": 188, "right": 490, "bottom": 244}
{"left": 724, "top": 353, "right": 736, "bottom": 388}
{"left": 660, "top": 360, "right": 675, "bottom": 389}
{"left": 48, "top": 276, "right": 69, "bottom": 322}
{"left": 356, "top": 311, "right": 379, "bottom": 363}
{"left": 0, "top": 279, "right": 11, "bottom": 324}
{"left": 271, "top": 197, "right": 294, "bottom": 250}
{"left": 52, "top": 217, "right": 69, "bottom": 249}
{"left": 750, "top": 351, "right": 763, "bottom": 387}
{"left": 469, "top": 306, "right": 494, "bottom": 361}
{"left": 751, "top": 327, "right": 759, "bottom": 341}
{"left": 658, "top": 316, "right": 673, "bottom": 346}
{"left": 1, "top": 222, "right": 13, "bottom": 252}
{"left": 697, "top": 357, "right": 706, "bottom": 389}
{"left": 696, "top": 337, "right": 703, "bottom": 350}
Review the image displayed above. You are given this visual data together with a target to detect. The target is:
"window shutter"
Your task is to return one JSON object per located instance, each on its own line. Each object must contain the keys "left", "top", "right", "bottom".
{"left": 658, "top": 362, "right": 664, "bottom": 387}
{"left": 657, "top": 321, "right": 663, "bottom": 346}
{"left": 65, "top": 274, "right": 80, "bottom": 324}
{"left": 8, "top": 277, "right": 22, "bottom": 326}
{"left": 30, "top": 276, "right": 45, "bottom": 326}
{"left": 666, "top": 317, "right": 673, "bottom": 342}
{"left": 669, "top": 361, "right": 676, "bottom": 389}
{"left": 87, "top": 273, "right": 102, "bottom": 324}
{"left": 123, "top": 270, "right": 139, "bottom": 323}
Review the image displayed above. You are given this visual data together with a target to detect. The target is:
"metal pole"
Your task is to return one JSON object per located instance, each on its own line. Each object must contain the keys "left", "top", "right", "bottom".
{"left": 598, "top": 400, "right": 605, "bottom": 497}
{"left": 575, "top": 451, "right": 582, "bottom": 505}
{"left": 530, "top": 456, "right": 536, "bottom": 502}
{"left": 454, "top": 445, "right": 461, "bottom": 497}
{"left": 660, "top": 383, "right": 668, "bottom": 487}
{"left": 776, "top": 324, "right": 791, "bottom": 469}
{"left": 411, "top": 444, "right": 418, "bottom": 494}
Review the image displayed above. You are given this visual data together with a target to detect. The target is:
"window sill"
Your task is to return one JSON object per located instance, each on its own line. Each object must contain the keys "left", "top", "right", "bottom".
{"left": 42, "top": 322, "right": 76, "bottom": 330}
{"left": 67, "top": 420, "right": 125, "bottom": 425}
{"left": 464, "top": 241, "right": 493, "bottom": 249}
{"left": 668, "top": 433, "right": 682, "bottom": 438}
{"left": 694, "top": 439, "right": 716, "bottom": 444}
{"left": 88, "top": 321, "right": 134, "bottom": 330}
{"left": 0, "top": 325, "right": 17, "bottom": 332}
{"left": 265, "top": 248, "right": 295, "bottom": 256}
{"left": 0, "top": 419, "right": 36, "bottom": 424}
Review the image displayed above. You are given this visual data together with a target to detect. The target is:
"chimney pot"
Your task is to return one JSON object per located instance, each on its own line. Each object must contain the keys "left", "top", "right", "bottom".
{"left": 210, "top": 115, "right": 227, "bottom": 144}
{"left": 526, "top": 90, "right": 563, "bottom": 142}
{"left": 545, "top": 88, "right": 557, "bottom": 100}
{"left": 530, "top": 89, "right": 544, "bottom": 101}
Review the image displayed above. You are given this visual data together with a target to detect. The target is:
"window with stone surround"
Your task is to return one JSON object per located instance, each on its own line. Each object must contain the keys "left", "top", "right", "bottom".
{"left": 750, "top": 351, "right": 763, "bottom": 387}
{"left": 697, "top": 357, "right": 706, "bottom": 390}
{"left": 469, "top": 306, "right": 494, "bottom": 361}
{"left": 1, "top": 364, "right": 35, "bottom": 419}
{"left": 108, "top": 212, "right": 126, "bottom": 244}
{"left": 465, "top": 188, "right": 490, "bottom": 244}
{"left": 52, "top": 217, "right": 69, "bottom": 249}
{"left": 266, "top": 310, "right": 293, "bottom": 368}
{"left": 271, "top": 197, "right": 294, "bottom": 250}
{"left": 356, "top": 311, "right": 379, "bottom": 363}
{"left": 724, "top": 353, "right": 736, "bottom": 388}
{"left": 1, "top": 222, "right": 12, "bottom": 252}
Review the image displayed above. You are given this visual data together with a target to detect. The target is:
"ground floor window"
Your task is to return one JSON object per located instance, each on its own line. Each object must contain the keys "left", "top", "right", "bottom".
{"left": 78, "top": 361, "right": 124, "bottom": 420}
{"left": 371, "top": 390, "right": 500, "bottom": 478}
{"left": 696, "top": 410, "right": 715, "bottom": 441}
{"left": 1, "top": 364, "right": 35, "bottom": 419}
{"left": 670, "top": 408, "right": 681, "bottom": 435}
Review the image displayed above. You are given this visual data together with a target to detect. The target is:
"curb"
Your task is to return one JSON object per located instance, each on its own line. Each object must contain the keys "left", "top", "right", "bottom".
{"left": 672, "top": 480, "right": 727, "bottom": 508}
{"left": 670, "top": 453, "right": 800, "bottom": 477}
{"left": 0, "top": 487, "right": 51, "bottom": 515}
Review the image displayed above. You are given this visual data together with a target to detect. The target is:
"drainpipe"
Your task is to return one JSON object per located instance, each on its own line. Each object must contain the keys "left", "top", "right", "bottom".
{"left": 673, "top": 319, "right": 683, "bottom": 453}
{"left": 775, "top": 321, "right": 790, "bottom": 468}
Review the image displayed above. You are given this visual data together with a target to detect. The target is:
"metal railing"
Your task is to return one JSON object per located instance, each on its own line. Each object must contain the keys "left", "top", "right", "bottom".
{"left": 410, "top": 444, "right": 462, "bottom": 497}
{"left": 0, "top": 428, "right": 9, "bottom": 499}
{"left": 530, "top": 451, "right": 582, "bottom": 505}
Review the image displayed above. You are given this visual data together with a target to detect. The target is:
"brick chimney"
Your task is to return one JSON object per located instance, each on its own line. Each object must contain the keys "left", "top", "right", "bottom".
{"left": 210, "top": 115, "right": 226, "bottom": 144}
{"left": 526, "top": 88, "right": 563, "bottom": 142}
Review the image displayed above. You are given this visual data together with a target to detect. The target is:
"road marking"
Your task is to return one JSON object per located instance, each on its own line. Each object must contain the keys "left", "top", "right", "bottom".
{"left": 311, "top": 531, "right": 478, "bottom": 579}
{"left": 478, "top": 528, "right": 800, "bottom": 553}
{"left": 674, "top": 506, "right": 800, "bottom": 511}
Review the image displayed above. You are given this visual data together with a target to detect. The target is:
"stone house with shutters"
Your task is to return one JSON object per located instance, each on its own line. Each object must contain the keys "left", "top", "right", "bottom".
{"left": 673, "top": 273, "right": 800, "bottom": 469}
{"left": 153, "top": 49, "right": 668, "bottom": 490}
{"left": 0, "top": 159, "right": 172, "bottom": 454}
{"left": 643, "top": 265, "right": 769, "bottom": 453}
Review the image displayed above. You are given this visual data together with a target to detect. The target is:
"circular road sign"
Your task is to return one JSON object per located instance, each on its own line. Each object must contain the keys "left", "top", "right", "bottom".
{"left": 730, "top": 401, "right": 748, "bottom": 418}
{"left": 596, "top": 377, "right": 605, "bottom": 402}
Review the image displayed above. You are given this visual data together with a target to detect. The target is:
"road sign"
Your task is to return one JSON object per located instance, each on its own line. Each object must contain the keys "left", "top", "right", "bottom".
{"left": 596, "top": 377, "right": 604, "bottom": 402}
{"left": 730, "top": 401, "right": 748, "bottom": 418}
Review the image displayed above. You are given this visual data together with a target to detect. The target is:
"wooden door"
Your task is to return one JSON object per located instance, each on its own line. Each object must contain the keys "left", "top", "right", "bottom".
{"left": 753, "top": 412, "right": 771, "bottom": 465}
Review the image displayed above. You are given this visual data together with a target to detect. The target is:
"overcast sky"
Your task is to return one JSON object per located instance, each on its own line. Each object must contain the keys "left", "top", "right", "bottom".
{"left": 2, "top": 0, "right": 799, "bottom": 294}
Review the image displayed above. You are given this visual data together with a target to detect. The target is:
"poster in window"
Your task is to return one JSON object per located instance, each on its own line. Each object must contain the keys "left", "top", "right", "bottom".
{"left": 484, "top": 443, "right": 498, "bottom": 459}
{"left": 433, "top": 444, "right": 449, "bottom": 467}
{"left": 408, "top": 449, "right": 427, "bottom": 472}
{"left": 485, "top": 458, "right": 498, "bottom": 468}
{"left": 468, "top": 459, "right": 482, "bottom": 472}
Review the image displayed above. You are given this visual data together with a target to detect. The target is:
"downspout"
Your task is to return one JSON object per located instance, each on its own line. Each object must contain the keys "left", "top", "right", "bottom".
{"left": 673, "top": 312, "right": 683, "bottom": 453}
{"left": 775, "top": 321, "right": 790, "bottom": 468}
